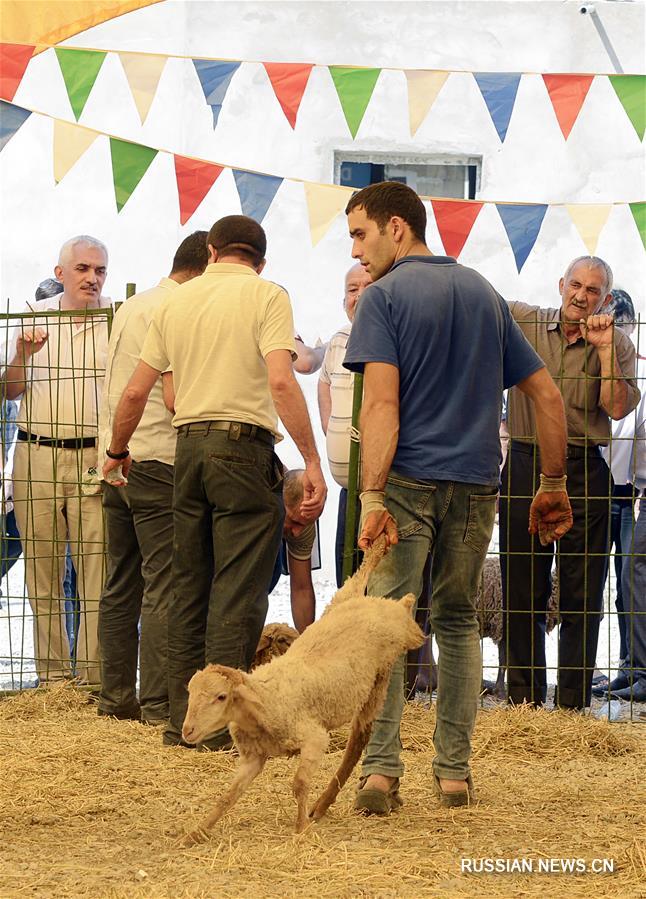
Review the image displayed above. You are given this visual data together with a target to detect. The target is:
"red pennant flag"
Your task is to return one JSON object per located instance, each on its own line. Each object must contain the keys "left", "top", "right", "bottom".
{"left": 431, "top": 200, "right": 483, "bottom": 258}
{"left": 263, "top": 63, "right": 313, "bottom": 129}
{"left": 543, "top": 74, "right": 594, "bottom": 139}
{"left": 174, "top": 155, "right": 224, "bottom": 225}
{"left": 0, "top": 43, "right": 35, "bottom": 101}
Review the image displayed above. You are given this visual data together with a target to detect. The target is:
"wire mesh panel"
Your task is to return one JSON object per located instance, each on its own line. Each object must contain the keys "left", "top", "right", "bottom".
{"left": 0, "top": 304, "right": 113, "bottom": 692}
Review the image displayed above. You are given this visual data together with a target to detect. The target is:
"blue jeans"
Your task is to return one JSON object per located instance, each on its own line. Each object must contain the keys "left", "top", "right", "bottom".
{"left": 610, "top": 491, "right": 638, "bottom": 661}
{"left": 361, "top": 471, "right": 497, "bottom": 781}
{"left": 620, "top": 502, "right": 646, "bottom": 684}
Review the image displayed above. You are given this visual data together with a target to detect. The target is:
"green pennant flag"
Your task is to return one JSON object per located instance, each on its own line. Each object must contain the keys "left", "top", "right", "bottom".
{"left": 55, "top": 48, "right": 107, "bottom": 120}
{"left": 609, "top": 75, "right": 646, "bottom": 141}
{"left": 329, "top": 66, "right": 381, "bottom": 138}
{"left": 630, "top": 202, "right": 646, "bottom": 251}
{"left": 109, "top": 138, "right": 158, "bottom": 212}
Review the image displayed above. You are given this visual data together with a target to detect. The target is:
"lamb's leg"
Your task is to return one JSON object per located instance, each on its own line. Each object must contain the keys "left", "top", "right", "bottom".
{"left": 180, "top": 754, "right": 266, "bottom": 847}
{"left": 293, "top": 728, "right": 328, "bottom": 834}
{"left": 309, "top": 671, "right": 390, "bottom": 822}
{"left": 308, "top": 715, "right": 373, "bottom": 823}
{"left": 330, "top": 534, "right": 388, "bottom": 605}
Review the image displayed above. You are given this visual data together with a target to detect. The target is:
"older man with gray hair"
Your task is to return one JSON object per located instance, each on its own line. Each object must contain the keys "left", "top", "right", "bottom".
{"left": 500, "top": 255, "right": 640, "bottom": 710}
{"left": 2, "top": 235, "right": 110, "bottom": 685}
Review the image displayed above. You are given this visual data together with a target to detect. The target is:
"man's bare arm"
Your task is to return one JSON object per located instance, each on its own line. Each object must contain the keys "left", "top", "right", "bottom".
{"left": 288, "top": 555, "right": 315, "bottom": 633}
{"left": 2, "top": 328, "right": 49, "bottom": 400}
{"left": 515, "top": 366, "right": 572, "bottom": 544}
{"left": 293, "top": 337, "right": 326, "bottom": 375}
{"left": 266, "top": 349, "right": 327, "bottom": 517}
{"left": 318, "top": 379, "right": 331, "bottom": 434}
{"left": 516, "top": 366, "right": 567, "bottom": 476}
{"left": 102, "top": 359, "right": 160, "bottom": 482}
{"left": 357, "top": 362, "right": 400, "bottom": 549}
{"left": 162, "top": 371, "right": 175, "bottom": 414}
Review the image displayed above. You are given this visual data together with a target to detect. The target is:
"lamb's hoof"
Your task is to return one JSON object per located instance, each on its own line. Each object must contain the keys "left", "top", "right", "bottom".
{"left": 308, "top": 804, "right": 324, "bottom": 823}
{"left": 178, "top": 828, "right": 208, "bottom": 848}
{"left": 481, "top": 679, "right": 506, "bottom": 701}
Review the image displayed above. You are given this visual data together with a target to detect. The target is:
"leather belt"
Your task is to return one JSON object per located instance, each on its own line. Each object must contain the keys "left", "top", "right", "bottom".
{"left": 177, "top": 420, "right": 274, "bottom": 447}
{"left": 510, "top": 439, "right": 601, "bottom": 459}
{"left": 17, "top": 429, "right": 97, "bottom": 450}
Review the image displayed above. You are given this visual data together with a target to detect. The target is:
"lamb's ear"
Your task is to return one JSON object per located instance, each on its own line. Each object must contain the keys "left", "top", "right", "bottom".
{"left": 255, "top": 633, "right": 271, "bottom": 654}
{"left": 232, "top": 684, "right": 265, "bottom": 731}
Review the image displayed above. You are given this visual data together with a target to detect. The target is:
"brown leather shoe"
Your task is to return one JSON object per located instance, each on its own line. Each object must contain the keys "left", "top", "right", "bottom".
{"left": 354, "top": 776, "right": 404, "bottom": 816}
{"left": 433, "top": 773, "right": 477, "bottom": 808}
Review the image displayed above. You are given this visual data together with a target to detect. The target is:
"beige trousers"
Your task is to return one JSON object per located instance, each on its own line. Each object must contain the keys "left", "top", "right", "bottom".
{"left": 12, "top": 441, "right": 104, "bottom": 684}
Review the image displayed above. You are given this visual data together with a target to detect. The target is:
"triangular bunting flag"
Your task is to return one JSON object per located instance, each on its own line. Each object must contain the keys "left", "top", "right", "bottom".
{"left": 566, "top": 204, "right": 611, "bottom": 255}
{"left": 304, "top": 182, "right": 352, "bottom": 246}
{"left": 543, "top": 75, "right": 594, "bottom": 139}
{"left": 109, "top": 138, "right": 158, "bottom": 212}
{"left": 329, "top": 66, "right": 381, "bottom": 138}
{"left": 55, "top": 48, "right": 107, "bottom": 120}
{"left": 118, "top": 52, "right": 167, "bottom": 125}
{"left": 431, "top": 200, "right": 483, "bottom": 258}
{"left": 0, "top": 99, "right": 30, "bottom": 151}
{"left": 474, "top": 73, "right": 521, "bottom": 142}
{"left": 0, "top": 43, "right": 34, "bottom": 101}
{"left": 630, "top": 203, "right": 646, "bottom": 251}
{"left": 405, "top": 70, "right": 449, "bottom": 136}
{"left": 497, "top": 204, "right": 548, "bottom": 272}
{"left": 53, "top": 119, "right": 98, "bottom": 183}
{"left": 263, "top": 63, "right": 313, "bottom": 129}
{"left": 233, "top": 170, "right": 283, "bottom": 223}
{"left": 174, "top": 155, "right": 224, "bottom": 225}
{"left": 609, "top": 75, "right": 646, "bottom": 141}
{"left": 192, "top": 59, "right": 240, "bottom": 127}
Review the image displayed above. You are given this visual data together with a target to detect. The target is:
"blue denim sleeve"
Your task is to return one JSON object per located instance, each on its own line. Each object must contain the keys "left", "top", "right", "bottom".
{"left": 343, "top": 285, "right": 399, "bottom": 373}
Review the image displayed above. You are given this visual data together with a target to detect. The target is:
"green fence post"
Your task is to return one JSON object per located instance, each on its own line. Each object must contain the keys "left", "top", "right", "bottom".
{"left": 341, "top": 371, "right": 363, "bottom": 584}
{"left": 126, "top": 282, "right": 136, "bottom": 298}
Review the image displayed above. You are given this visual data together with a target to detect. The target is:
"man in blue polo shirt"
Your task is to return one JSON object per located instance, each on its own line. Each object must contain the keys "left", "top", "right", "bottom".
{"left": 343, "top": 181, "right": 572, "bottom": 814}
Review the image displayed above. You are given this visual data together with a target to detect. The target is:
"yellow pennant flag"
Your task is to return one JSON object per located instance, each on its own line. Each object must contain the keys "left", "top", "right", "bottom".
{"left": 304, "top": 182, "right": 354, "bottom": 247}
{"left": 53, "top": 119, "right": 98, "bottom": 184}
{"left": 405, "top": 70, "right": 449, "bottom": 136}
{"left": 566, "top": 204, "right": 612, "bottom": 256}
{"left": 118, "top": 52, "right": 167, "bottom": 124}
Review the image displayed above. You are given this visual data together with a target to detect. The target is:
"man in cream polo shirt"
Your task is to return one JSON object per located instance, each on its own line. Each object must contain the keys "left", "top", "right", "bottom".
{"left": 2, "top": 235, "right": 109, "bottom": 685}
{"left": 103, "top": 215, "right": 327, "bottom": 749}
{"left": 97, "top": 232, "right": 208, "bottom": 723}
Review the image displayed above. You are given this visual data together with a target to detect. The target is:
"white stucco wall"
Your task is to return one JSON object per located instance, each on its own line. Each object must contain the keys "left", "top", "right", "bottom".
{"left": 1, "top": 0, "right": 644, "bottom": 577}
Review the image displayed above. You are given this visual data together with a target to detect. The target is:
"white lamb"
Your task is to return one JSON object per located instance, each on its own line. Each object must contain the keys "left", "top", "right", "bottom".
{"left": 180, "top": 537, "right": 425, "bottom": 843}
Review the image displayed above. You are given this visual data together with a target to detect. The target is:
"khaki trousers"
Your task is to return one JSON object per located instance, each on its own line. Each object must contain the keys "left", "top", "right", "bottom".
{"left": 12, "top": 441, "right": 104, "bottom": 684}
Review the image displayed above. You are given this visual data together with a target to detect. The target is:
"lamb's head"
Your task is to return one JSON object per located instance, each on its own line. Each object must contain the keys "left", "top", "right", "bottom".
{"left": 182, "top": 664, "right": 246, "bottom": 745}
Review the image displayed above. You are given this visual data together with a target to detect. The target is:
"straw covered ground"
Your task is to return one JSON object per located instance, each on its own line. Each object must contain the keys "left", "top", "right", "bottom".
{"left": 1, "top": 685, "right": 644, "bottom": 899}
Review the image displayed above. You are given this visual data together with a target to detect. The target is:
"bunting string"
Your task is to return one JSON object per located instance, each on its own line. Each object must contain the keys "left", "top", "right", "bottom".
{"left": 1, "top": 42, "right": 644, "bottom": 140}
{"left": 1, "top": 98, "right": 644, "bottom": 263}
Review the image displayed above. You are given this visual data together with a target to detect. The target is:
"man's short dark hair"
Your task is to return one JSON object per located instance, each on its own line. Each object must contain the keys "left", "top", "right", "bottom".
{"left": 207, "top": 215, "right": 267, "bottom": 267}
{"left": 170, "top": 231, "right": 209, "bottom": 275}
{"left": 345, "top": 181, "right": 427, "bottom": 243}
{"left": 606, "top": 288, "right": 635, "bottom": 327}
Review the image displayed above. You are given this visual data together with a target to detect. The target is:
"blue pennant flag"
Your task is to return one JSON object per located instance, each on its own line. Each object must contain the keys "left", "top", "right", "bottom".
{"left": 497, "top": 204, "right": 548, "bottom": 272}
{"left": 474, "top": 73, "right": 521, "bottom": 142}
{"left": 192, "top": 60, "right": 241, "bottom": 127}
{"left": 233, "top": 170, "right": 283, "bottom": 223}
{"left": 0, "top": 100, "right": 31, "bottom": 152}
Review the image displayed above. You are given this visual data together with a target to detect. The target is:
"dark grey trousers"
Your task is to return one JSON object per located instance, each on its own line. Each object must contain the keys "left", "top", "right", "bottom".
{"left": 98, "top": 460, "right": 174, "bottom": 722}
{"left": 499, "top": 444, "right": 610, "bottom": 709}
{"left": 164, "top": 426, "right": 284, "bottom": 746}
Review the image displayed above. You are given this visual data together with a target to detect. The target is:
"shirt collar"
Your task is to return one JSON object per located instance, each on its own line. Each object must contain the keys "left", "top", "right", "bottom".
{"left": 157, "top": 277, "right": 178, "bottom": 290}
{"left": 204, "top": 262, "right": 258, "bottom": 276}
{"left": 391, "top": 255, "right": 457, "bottom": 272}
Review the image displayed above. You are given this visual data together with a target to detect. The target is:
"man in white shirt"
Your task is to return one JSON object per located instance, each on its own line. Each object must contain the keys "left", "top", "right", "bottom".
{"left": 97, "top": 232, "right": 208, "bottom": 722}
{"left": 318, "top": 263, "right": 372, "bottom": 585}
{"left": 2, "top": 235, "right": 109, "bottom": 684}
